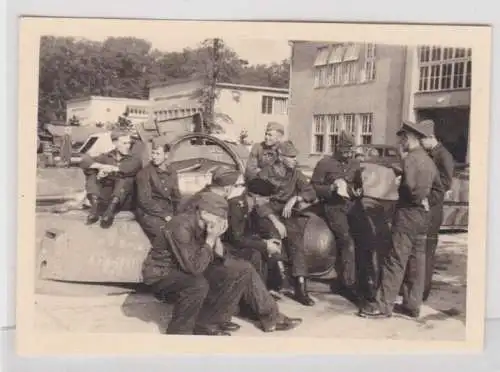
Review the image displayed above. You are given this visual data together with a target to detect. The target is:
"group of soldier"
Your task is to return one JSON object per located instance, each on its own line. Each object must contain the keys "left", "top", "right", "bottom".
{"left": 78, "top": 117, "right": 454, "bottom": 335}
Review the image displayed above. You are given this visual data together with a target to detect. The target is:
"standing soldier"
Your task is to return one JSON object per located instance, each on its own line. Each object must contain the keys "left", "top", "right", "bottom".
{"left": 358, "top": 120, "right": 437, "bottom": 319}
{"left": 135, "top": 140, "right": 182, "bottom": 245}
{"left": 417, "top": 119, "right": 455, "bottom": 301}
{"left": 253, "top": 140, "right": 318, "bottom": 306}
{"left": 310, "top": 131, "right": 363, "bottom": 295}
{"left": 245, "top": 122, "right": 285, "bottom": 180}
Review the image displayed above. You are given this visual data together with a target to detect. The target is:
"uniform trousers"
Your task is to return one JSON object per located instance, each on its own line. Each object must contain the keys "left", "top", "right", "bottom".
{"left": 348, "top": 198, "right": 394, "bottom": 301}
{"left": 255, "top": 215, "right": 309, "bottom": 278}
{"left": 376, "top": 207, "right": 430, "bottom": 314}
{"left": 135, "top": 211, "right": 169, "bottom": 245}
{"left": 323, "top": 204, "right": 357, "bottom": 287}
{"left": 151, "top": 256, "right": 279, "bottom": 334}
{"left": 85, "top": 173, "right": 135, "bottom": 211}
{"left": 423, "top": 202, "right": 444, "bottom": 298}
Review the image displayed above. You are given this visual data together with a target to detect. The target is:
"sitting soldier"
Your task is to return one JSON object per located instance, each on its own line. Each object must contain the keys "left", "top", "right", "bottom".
{"left": 135, "top": 139, "right": 182, "bottom": 244}
{"left": 245, "top": 121, "right": 284, "bottom": 181}
{"left": 252, "top": 140, "right": 318, "bottom": 306}
{"left": 222, "top": 172, "right": 284, "bottom": 286}
{"left": 79, "top": 130, "right": 143, "bottom": 228}
{"left": 142, "top": 190, "right": 302, "bottom": 335}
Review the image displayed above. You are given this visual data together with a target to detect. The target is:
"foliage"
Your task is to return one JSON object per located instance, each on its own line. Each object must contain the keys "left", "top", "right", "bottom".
{"left": 38, "top": 36, "right": 290, "bottom": 127}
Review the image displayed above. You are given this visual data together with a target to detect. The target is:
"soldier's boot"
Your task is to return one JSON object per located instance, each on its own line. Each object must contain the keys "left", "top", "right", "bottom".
{"left": 85, "top": 194, "right": 101, "bottom": 225}
{"left": 293, "top": 276, "right": 315, "bottom": 307}
{"left": 100, "top": 196, "right": 120, "bottom": 229}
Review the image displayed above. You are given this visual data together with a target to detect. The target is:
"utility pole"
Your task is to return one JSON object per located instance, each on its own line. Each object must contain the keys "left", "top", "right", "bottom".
{"left": 205, "top": 38, "right": 221, "bottom": 133}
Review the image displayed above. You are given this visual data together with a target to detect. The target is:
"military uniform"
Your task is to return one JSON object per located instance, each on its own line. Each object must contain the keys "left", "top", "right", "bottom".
{"left": 348, "top": 163, "right": 400, "bottom": 303}
{"left": 244, "top": 122, "right": 284, "bottom": 180}
{"left": 359, "top": 121, "right": 438, "bottom": 318}
{"left": 222, "top": 192, "right": 271, "bottom": 282}
{"left": 135, "top": 162, "right": 182, "bottom": 244}
{"left": 310, "top": 131, "right": 362, "bottom": 289}
{"left": 80, "top": 136, "right": 143, "bottom": 228}
{"left": 142, "top": 191, "right": 300, "bottom": 335}
{"left": 413, "top": 120, "right": 455, "bottom": 301}
{"left": 253, "top": 141, "right": 317, "bottom": 306}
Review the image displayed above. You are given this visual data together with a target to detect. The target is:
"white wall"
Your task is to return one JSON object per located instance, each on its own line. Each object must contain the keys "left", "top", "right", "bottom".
{"left": 66, "top": 97, "right": 149, "bottom": 126}
{"left": 66, "top": 100, "right": 92, "bottom": 125}
{"left": 214, "top": 88, "right": 289, "bottom": 144}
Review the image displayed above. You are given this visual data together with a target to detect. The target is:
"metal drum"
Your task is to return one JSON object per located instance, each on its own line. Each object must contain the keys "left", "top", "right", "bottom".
{"left": 301, "top": 212, "right": 337, "bottom": 278}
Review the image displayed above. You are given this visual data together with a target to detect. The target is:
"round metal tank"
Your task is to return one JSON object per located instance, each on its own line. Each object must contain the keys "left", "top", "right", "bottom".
{"left": 302, "top": 213, "right": 337, "bottom": 277}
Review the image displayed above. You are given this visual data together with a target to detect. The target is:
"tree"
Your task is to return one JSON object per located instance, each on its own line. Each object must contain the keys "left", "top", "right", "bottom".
{"left": 37, "top": 36, "right": 291, "bottom": 127}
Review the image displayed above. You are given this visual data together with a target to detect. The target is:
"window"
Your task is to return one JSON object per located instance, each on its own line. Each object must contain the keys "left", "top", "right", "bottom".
{"left": 312, "top": 113, "right": 374, "bottom": 154}
{"left": 344, "top": 114, "right": 355, "bottom": 134}
{"left": 363, "top": 43, "right": 376, "bottom": 82}
{"left": 417, "top": 45, "right": 472, "bottom": 92}
{"left": 312, "top": 115, "right": 326, "bottom": 153}
{"left": 314, "top": 47, "right": 330, "bottom": 66}
{"left": 360, "top": 113, "right": 373, "bottom": 144}
{"left": 273, "top": 97, "right": 288, "bottom": 115}
{"left": 327, "top": 114, "right": 341, "bottom": 153}
{"left": 342, "top": 63, "right": 357, "bottom": 84}
{"left": 313, "top": 43, "right": 374, "bottom": 87}
{"left": 343, "top": 44, "right": 360, "bottom": 62}
{"left": 261, "top": 96, "right": 273, "bottom": 114}
{"left": 261, "top": 95, "right": 288, "bottom": 115}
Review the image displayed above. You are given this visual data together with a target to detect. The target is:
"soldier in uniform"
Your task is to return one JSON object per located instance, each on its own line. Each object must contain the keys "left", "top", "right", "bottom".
{"left": 310, "top": 131, "right": 363, "bottom": 295}
{"left": 245, "top": 122, "right": 285, "bottom": 180}
{"left": 416, "top": 119, "right": 454, "bottom": 301}
{"left": 253, "top": 140, "right": 318, "bottom": 306}
{"left": 141, "top": 191, "right": 302, "bottom": 335}
{"left": 223, "top": 173, "right": 283, "bottom": 285}
{"left": 358, "top": 120, "right": 437, "bottom": 319}
{"left": 135, "top": 140, "right": 182, "bottom": 244}
{"left": 79, "top": 130, "right": 143, "bottom": 228}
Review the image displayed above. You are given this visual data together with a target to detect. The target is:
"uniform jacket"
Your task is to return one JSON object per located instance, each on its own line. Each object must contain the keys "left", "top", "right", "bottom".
{"left": 255, "top": 163, "right": 317, "bottom": 217}
{"left": 310, "top": 155, "right": 362, "bottom": 205}
{"left": 397, "top": 147, "right": 437, "bottom": 209}
{"left": 427, "top": 143, "right": 455, "bottom": 205}
{"left": 141, "top": 212, "right": 214, "bottom": 285}
{"left": 245, "top": 142, "right": 279, "bottom": 180}
{"left": 222, "top": 193, "right": 268, "bottom": 257}
{"left": 135, "top": 163, "right": 182, "bottom": 219}
{"left": 80, "top": 149, "right": 143, "bottom": 178}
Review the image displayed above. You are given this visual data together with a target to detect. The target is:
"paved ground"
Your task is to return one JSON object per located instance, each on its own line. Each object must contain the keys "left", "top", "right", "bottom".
{"left": 34, "top": 232, "right": 467, "bottom": 341}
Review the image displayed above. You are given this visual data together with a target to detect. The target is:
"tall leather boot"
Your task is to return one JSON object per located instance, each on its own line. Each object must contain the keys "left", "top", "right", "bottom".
{"left": 293, "top": 276, "right": 315, "bottom": 306}
{"left": 100, "top": 196, "right": 120, "bottom": 229}
{"left": 85, "top": 194, "right": 100, "bottom": 225}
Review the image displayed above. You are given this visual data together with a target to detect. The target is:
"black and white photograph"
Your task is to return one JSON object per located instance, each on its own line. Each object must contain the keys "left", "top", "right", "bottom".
{"left": 17, "top": 18, "right": 491, "bottom": 355}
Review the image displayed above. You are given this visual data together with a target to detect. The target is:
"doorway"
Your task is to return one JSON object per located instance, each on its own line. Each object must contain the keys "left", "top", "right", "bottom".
{"left": 416, "top": 107, "right": 470, "bottom": 164}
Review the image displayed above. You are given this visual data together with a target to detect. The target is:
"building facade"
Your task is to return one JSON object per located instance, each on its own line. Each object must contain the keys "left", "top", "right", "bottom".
{"left": 148, "top": 80, "right": 289, "bottom": 144}
{"left": 66, "top": 96, "right": 150, "bottom": 127}
{"left": 288, "top": 41, "right": 472, "bottom": 167}
{"left": 403, "top": 45, "right": 472, "bottom": 163}
{"left": 287, "top": 41, "right": 408, "bottom": 168}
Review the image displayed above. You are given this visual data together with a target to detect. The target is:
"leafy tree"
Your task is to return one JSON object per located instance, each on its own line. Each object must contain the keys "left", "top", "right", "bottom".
{"left": 37, "top": 35, "right": 291, "bottom": 128}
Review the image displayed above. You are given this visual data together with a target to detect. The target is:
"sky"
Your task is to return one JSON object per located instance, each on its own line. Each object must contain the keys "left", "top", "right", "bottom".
{"left": 48, "top": 28, "right": 292, "bottom": 65}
